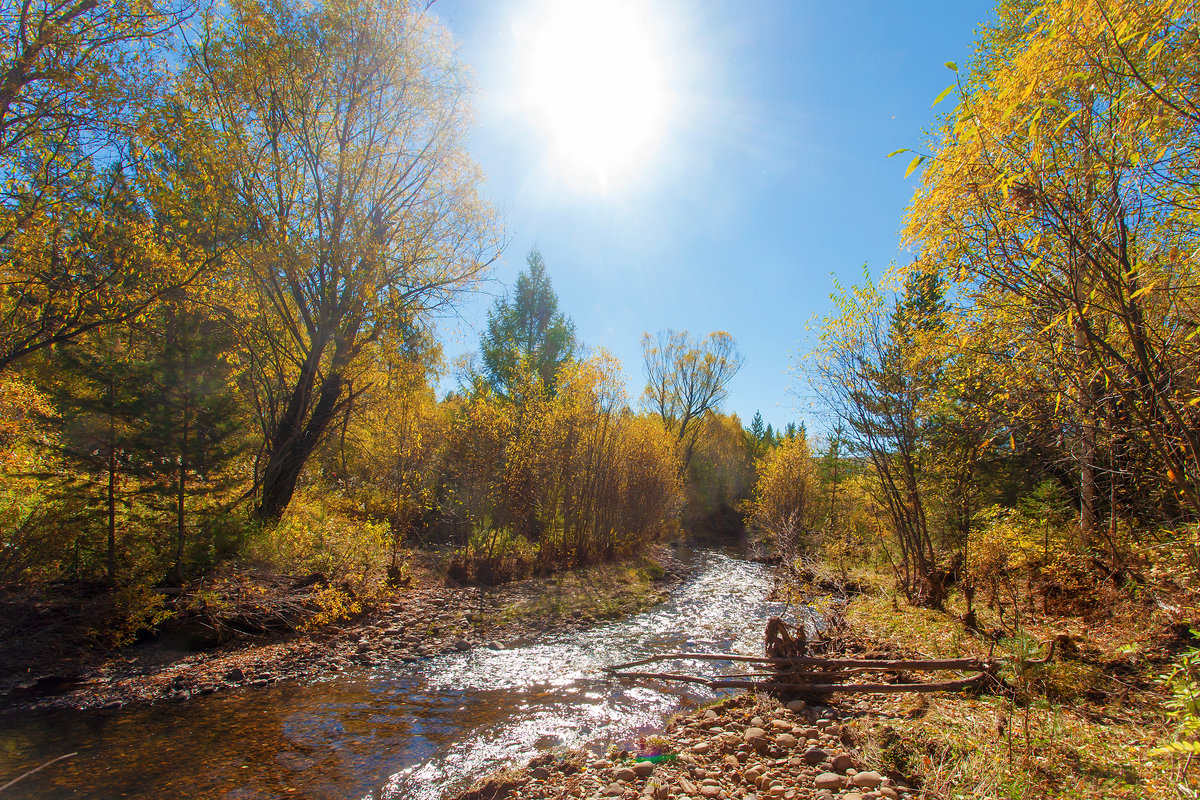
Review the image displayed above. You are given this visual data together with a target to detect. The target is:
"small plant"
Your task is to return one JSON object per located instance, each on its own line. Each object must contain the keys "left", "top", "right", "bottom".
{"left": 302, "top": 585, "right": 362, "bottom": 631}
{"left": 91, "top": 580, "right": 176, "bottom": 647}
{"left": 1152, "top": 630, "right": 1200, "bottom": 780}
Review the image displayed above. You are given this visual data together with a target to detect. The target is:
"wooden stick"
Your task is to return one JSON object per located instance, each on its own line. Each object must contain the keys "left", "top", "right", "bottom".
{"left": 714, "top": 669, "right": 879, "bottom": 681}
{"left": 0, "top": 752, "right": 78, "bottom": 793}
{"left": 705, "top": 675, "right": 988, "bottom": 694}
{"left": 611, "top": 672, "right": 989, "bottom": 694}
{"left": 606, "top": 653, "right": 993, "bottom": 672}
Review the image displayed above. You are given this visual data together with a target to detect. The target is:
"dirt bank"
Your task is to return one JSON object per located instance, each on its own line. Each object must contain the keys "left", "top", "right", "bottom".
{"left": 0, "top": 547, "right": 689, "bottom": 714}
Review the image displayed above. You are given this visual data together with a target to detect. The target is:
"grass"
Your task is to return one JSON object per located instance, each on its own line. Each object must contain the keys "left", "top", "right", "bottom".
{"left": 477, "top": 556, "right": 673, "bottom": 628}
{"left": 809, "top": 571, "right": 1193, "bottom": 799}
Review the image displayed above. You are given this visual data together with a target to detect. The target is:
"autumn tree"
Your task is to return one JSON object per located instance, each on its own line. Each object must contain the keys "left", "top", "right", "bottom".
{"left": 480, "top": 248, "right": 577, "bottom": 397}
{"left": 815, "top": 270, "right": 948, "bottom": 607}
{"left": 749, "top": 431, "right": 817, "bottom": 562}
{"left": 0, "top": 0, "right": 195, "bottom": 371}
{"left": 185, "top": 0, "right": 499, "bottom": 520}
{"left": 904, "top": 0, "right": 1200, "bottom": 537}
{"left": 642, "top": 329, "right": 744, "bottom": 471}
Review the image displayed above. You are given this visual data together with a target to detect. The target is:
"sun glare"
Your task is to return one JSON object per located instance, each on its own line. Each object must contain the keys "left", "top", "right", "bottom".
{"left": 515, "top": 1, "right": 670, "bottom": 191}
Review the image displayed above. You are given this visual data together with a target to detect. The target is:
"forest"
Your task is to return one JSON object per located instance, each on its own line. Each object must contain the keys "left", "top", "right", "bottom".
{"left": 1, "top": 0, "right": 1200, "bottom": 798}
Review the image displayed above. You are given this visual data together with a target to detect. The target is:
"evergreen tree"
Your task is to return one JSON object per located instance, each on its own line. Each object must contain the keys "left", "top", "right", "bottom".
{"left": 133, "top": 297, "right": 244, "bottom": 584}
{"left": 50, "top": 327, "right": 150, "bottom": 581}
{"left": 749, "top": 411, "right": 765, "bottom": 442}
{"left": 480, "top": 248, "right": 577, "bottom": 397}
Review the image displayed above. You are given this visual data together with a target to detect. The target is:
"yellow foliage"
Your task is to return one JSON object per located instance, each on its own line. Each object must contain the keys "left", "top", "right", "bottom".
{"left": 251, "top": 488, "right": 389, "bottom": 589}
{"left": 748, "top": 433, "right": 817, "bottom": 558}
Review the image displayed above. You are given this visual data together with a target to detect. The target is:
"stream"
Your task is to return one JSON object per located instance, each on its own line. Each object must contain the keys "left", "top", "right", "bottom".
{"left": 0, "top": 549, "right": 801, "bottom": 799}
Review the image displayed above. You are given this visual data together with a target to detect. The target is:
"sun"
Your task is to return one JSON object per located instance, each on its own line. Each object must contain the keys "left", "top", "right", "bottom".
{"left": 514, "top": 0, "right": 670, "bottom": 191}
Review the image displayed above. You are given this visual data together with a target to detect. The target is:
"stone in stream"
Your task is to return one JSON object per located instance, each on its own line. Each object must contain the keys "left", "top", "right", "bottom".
{"left": 785, "top": 699, "right": 806, "bottom": 713}
{"left": 814, "top": 772, "right": 844, "bottom": 790}
{"left": 831, "top": 753, "right": 853, "bottom": 773}
{"left": 803, "top": 747, "right": 827, "bottom": 765}
{"left": 774, "top": 732, "right": 797, "bottom": 749}
{"left": 633, "top": 760, "right": 655, "bottom": 777}
{"left": 615, "top": 767, "right": 638, "bottom": 781}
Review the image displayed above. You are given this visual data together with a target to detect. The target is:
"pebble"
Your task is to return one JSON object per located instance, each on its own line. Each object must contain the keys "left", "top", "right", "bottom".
{"left": 831, "top": 753, "right": 853, "bottom": 773}
{"left": 803, "top": 748, "right": 828, "bottom": 766}
{"left": 852, "top": 771, "right": 884, "bottom": 789}
{"left": 814, "top": 772, "right": 844, "bottom": 790}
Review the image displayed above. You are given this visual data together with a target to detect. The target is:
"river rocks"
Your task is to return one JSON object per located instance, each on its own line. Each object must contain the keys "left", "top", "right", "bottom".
{"left": 803, "top": 747, "right": 828, "bottom": 765}
{"left": 814, "top": 772, "right": 844, "bottom": 790}
{"left": 852, "top": 770, "right": 884, "bottom": 789}
{"left": 743, "top": 727, "right": 768, "bottom": 747}
{"left": 439, "top": 691, "right": 917, "bottom": 800}
{"left": 223, "top": 667, "right": 244, "bottom": 682}
{"left": 831, "top": 753, "right": 854, "bottom": 773}
{"left": 786, "top": 699, "right": 806, "bottom": 712}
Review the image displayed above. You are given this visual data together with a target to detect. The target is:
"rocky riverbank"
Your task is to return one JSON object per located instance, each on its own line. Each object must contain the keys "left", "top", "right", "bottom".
{"left": 452, "top": 692, "right": 913, "bottom": 800}
{"left": 0, "top": 548, "right": 689, "bottom": 714}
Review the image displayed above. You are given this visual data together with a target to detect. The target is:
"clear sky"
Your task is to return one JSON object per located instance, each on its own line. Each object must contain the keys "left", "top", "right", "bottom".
{"left": 432, "top": 0, "right": 991, "bottom": 434}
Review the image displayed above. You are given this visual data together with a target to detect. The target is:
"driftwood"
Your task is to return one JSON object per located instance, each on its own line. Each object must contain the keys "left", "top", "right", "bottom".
{"left": 607, "top": 617, "right": 1008, "bottom": 697}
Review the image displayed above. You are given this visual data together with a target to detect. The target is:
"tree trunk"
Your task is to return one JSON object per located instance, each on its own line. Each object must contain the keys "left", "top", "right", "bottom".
{"left": 255, "top": 371, "right": 346, "bottom": 521}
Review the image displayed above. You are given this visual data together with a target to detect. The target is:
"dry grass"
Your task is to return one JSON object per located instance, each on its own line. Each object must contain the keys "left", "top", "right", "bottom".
{"left": 829, "top": 579, "right": 1193, "bottom": 799}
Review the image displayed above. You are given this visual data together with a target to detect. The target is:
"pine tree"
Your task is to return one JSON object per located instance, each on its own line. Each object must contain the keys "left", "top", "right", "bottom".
{"left": 50, "top": 327, "right": 150, "bottom": 581}
{"left": 749, "top": 411, "right": 765, "bottom": 442}
{"left": 480, "top": 248, "right": 577, "bottom": 397}
{"left": 133, "top": 297, "right": 243, "bottom": 584}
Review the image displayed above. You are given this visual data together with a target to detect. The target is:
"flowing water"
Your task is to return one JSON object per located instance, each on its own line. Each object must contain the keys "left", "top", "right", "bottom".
{"left": 0, "top": 549, "right": 799, "bottom": 799}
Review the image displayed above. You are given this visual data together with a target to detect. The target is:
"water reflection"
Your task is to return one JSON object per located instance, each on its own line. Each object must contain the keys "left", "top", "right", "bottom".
{"left": 0, "top": 550, "right": 799, "bottom": 800}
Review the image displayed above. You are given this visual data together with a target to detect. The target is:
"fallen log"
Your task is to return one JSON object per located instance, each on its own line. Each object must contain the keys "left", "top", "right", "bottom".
{"left": 606, "top": 652, "right": 994, "bottom": 672}
{"left": 612, "top": 671, "right": 990, "bottom": 694}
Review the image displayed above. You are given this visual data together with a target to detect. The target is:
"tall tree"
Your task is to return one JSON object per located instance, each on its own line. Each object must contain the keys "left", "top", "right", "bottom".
{"left": 815, "top": 270, "right": 948, "bottom": 607}
{"left": 642, "top": 329, "right": 744, "bottom": 471}
{"left": 903, "top": 0, "right": 1200, "bottom": 529}
{"left": 480, "top": 248, "right": 577, "bottom": 397}
{"left": 0, "top": 0, "right": 193, "bottom": 371}
{"left": 185, "top": 0, "right": 500, "bottom": 520}
{"left": 134, "top": 294, "right": 244, "bottom": 584}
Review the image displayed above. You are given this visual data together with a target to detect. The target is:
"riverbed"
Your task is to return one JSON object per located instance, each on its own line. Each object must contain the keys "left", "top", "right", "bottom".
{"left": 0, "top": 550, "right": 801, "bottom": 799}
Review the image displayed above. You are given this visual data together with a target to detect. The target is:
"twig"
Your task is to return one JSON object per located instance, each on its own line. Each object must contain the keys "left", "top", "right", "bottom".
{"left": 0, "top": 752, "right": 78, "bottom": 794}
{"left": 606, "top": 652, "right": 995, "bottom": 672}
{"left": 612, "top": 671, "right": 989, "bottom": 694}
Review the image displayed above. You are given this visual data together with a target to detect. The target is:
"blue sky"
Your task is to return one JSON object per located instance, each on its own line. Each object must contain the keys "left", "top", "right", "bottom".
{"left": 433, "top": 0, "right": 991, "bottom": 434}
